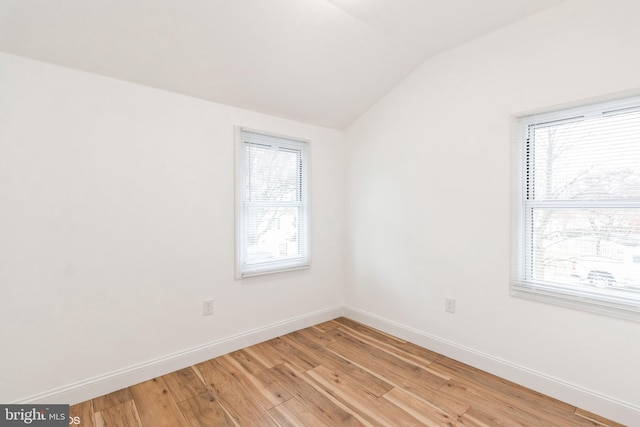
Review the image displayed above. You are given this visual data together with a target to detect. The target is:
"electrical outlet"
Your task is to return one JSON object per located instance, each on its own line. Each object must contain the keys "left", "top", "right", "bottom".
{"left": 203, "top": 299, "right": 214, "bottom": 316}
{"left": 445, "top": 297, "right": 456, "bottom": 314}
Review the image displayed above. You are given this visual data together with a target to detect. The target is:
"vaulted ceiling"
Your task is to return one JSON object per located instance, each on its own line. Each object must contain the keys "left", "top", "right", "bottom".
{"left": 0, "top": 0, "right": 565, "bottom": 129}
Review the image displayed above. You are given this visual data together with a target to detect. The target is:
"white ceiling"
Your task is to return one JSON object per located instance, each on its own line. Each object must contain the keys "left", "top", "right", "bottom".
{"left": 0, "top": 0, "right": 565, "bottom": 129}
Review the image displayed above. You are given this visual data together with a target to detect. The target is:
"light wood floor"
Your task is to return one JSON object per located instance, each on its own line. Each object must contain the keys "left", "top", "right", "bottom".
{"left": 70, "top": 317, "right": 623, "bottom": 426}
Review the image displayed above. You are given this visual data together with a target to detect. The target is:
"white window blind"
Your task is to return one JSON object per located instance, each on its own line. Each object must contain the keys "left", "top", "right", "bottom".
{"left": 235, "top": 128, "right": 310, "bottom": 278}
{"left": 513, "top": 96, "right": 640, "bottom": 320}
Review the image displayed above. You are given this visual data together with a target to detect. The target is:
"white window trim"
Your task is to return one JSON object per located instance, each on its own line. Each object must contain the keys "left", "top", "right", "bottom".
{"left": 234, "top": 126, "right": 311, "bottom": 279}
{"left": 511, "top": 96, "right": 640, "bottom": 322}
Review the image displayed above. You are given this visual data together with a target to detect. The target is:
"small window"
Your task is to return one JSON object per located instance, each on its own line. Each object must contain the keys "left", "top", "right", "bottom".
{"left": 235, "top": 127, "right": 310, "bottom": 278}
{"left": 512, "top": 96, "right": 640, "bottom": 321}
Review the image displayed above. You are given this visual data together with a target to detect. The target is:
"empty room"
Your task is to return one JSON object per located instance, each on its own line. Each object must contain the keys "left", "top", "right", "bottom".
{"left": 1, "top": 0, "right": 639, "bottom": 425}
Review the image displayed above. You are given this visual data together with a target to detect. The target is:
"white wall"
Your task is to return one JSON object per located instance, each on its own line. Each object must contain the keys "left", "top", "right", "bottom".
{"left": 0, "top": 52, "right": 345, "bottom": 403}
{"left": 3, "top": 0, "right": 640, "bottom": 423}
{"left": 345, "top": 0, "right": 640, "bottom": 423}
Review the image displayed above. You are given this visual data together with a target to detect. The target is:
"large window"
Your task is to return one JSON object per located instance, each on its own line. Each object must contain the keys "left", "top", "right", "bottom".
{"left": 235, "top": 128, "right": 310, "bottom": 278}
{"left": 512, "top": 96, "right": 640, "bottom": 320}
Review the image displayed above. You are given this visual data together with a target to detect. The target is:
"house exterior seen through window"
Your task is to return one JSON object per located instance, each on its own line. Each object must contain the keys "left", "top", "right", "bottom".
{"left": 512, "top": 96, "right": 640, "bottom": 321}
{"left": 235, "top": 128, "right": 310, "bottom": 278}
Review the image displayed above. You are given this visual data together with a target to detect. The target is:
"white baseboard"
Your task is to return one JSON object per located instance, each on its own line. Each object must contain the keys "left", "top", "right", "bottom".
{"left": 13, "top": 305, "right": 343, "bottom": 406}
{"left": 14, "top": 303, "right": 638, "bottom": 425}
{"left": 342, "top": 305, "right": 639, "bottom": 426}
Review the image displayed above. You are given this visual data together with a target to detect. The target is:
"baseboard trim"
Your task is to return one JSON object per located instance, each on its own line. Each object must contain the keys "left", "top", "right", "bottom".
{"left": 342, "top": 305, "right": 639, "bottom": 426}
{"left": 14, "top": 304, "right": 638, "bottom": 425}
{"left": 13, "top": 305, "right": 344, "bottom": 406}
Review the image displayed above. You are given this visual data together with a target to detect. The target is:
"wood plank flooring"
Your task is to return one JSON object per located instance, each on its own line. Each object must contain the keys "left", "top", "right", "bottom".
{"left": 70, "top": 317, "right": 624, "bottom": 426}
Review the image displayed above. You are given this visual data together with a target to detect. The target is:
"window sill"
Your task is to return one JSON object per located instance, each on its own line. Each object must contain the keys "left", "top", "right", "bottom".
{"left": 511, "top": 281, "right": 640, "bottom": 322}
{"left": 236, "top": 262, "right": 311, "bottom": 280}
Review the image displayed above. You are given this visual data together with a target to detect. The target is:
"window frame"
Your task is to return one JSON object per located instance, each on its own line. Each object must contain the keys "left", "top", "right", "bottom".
{"left": 511, "top": 96, "right": 640, "bottom": 321}
{"left": 235, "top": 126, "right": 311, "bottom": 279}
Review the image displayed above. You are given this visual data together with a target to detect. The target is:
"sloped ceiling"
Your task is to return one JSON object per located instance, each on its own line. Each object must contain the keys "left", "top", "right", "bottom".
{"left": 0, "top": 0, "right": 565, "bottom": 129}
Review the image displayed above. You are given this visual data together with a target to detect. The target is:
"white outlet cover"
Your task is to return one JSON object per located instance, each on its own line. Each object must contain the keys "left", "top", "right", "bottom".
{"left": 203, "top": 299, "right": 214, "bottom": 316}
{"left": 445, "top": 297, "right": 456, "bottom": 313}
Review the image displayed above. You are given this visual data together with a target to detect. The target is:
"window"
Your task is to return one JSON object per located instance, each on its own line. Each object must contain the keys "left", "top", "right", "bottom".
{"left": 235, "top": 127, "right": 310, "bottom": 278}
{"left": 512, "top": 96, "right": 640, "bottom": 320}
